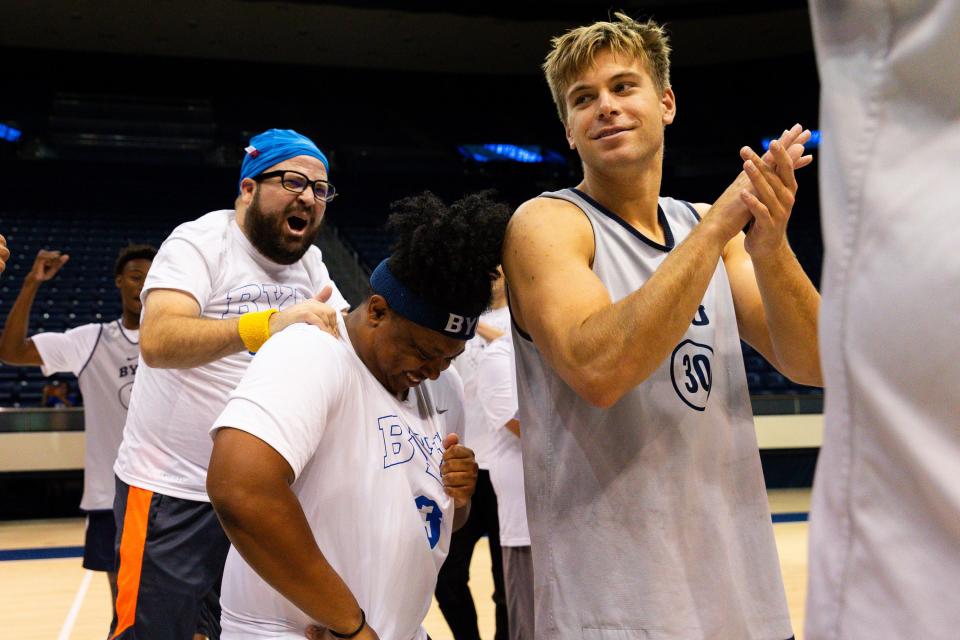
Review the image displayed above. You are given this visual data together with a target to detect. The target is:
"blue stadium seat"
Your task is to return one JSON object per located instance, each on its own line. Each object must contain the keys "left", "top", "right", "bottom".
{"left": 17, "top": 391, "right": 43, "bottom": 406}
{"left": 763, "top": 371, "right": 789, "bottom": 391}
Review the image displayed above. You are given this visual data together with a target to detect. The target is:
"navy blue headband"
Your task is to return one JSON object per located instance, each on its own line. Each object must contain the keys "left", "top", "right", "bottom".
{"left": 370, "top": 260, "right": 479, "bottom": 340}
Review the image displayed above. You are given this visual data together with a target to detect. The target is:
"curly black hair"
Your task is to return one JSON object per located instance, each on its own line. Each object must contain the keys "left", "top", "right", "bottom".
{"left": 114, "top": 243, "right": 158, "bottom": 276}
{"left": 386, "top": 191, "right": 510, "bottom": 317}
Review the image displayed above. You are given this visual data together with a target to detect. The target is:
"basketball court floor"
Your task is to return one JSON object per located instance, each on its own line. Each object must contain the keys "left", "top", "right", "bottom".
{"left": 0, "top": 489, "right": 812, "bottom": 639}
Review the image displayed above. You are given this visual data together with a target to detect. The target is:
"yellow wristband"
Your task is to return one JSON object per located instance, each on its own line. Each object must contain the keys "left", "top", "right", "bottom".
{"left": 238, "top": 309, "right": 278, "bottom": 353}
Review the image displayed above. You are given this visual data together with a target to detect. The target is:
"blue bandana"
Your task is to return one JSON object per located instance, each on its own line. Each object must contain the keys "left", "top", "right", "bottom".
{"left": 370, "top": 260, "right": 479, "bottom": 340}
{"left": 239, "top": 128, "right": 329, "bottom": 189}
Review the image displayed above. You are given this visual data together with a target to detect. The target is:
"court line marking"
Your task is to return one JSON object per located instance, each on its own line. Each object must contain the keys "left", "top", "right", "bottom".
{"left": 771, "top": 512, "right": 809, "bottom": 523}
{"left": 58, "top": 568, "right": 93, "bottom": 640}
{"left": 0, "top": 513, "right": 811, "bottom": 562}
{"left": 0, "top": 545, "right": 84, "bottom": 561}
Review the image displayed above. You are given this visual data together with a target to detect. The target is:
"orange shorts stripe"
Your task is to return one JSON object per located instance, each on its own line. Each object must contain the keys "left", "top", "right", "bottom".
{"left": 111, "top": 485, "right": 153, "bottom": 639}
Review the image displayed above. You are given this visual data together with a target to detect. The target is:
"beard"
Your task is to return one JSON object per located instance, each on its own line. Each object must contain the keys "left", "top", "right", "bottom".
{"left": 243, "top": 191, "right": 322, "bottom": 265}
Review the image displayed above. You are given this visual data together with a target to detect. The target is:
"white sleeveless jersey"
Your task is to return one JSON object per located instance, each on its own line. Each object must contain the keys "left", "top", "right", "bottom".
{"left": 33, "top": 320, "right": 140, "bottom": 510}
{"left": 512, "top": 189, "right": 792, "bottom": 639}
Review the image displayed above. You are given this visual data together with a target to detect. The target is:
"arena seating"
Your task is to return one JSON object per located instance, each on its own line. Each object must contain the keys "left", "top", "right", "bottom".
{"left": 0, "top": 211, "right": 820, "bottom": 406}
{"left": 0, "top": 211, "right": 172, "bottom": 407}
{"left": 338, "top": 224, "right": 821, "bottom": 398}
{"left": 340, "top": 225, "right": 394, "bottom": 269}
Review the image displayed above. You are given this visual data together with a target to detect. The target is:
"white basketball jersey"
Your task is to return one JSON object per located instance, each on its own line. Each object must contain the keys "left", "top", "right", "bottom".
{"left": 34, "top": 320, "right": 140, "bottom": 510}
{"left": 513, "top": 189, "right": 792, "bottom": 639}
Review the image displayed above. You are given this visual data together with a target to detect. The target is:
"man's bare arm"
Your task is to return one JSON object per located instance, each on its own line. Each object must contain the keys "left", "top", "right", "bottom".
{"left": 752, "top": 247, "right": 822, "bottom": 385}
{"left": 140, "top": 289, "right": 243, "bottom": 368}
{"left": 140, "top": 287, "right": 340, "bottom": 369}
{"left": 475, "top": 322, "right": 505, "bottom": 343}
{"left": 722, "top": 139, "right": 822, "bottom": 386}
{"left": 453, "top": 504, "right": 471, "bottom": 532}
{"left": 504, "top": 127, "right": 812, "bottom": 408}
{"left": 0, "top": 250, "right": 70, "bottom": 366}
{"left": 208, "top": 428, "right": 375, "bottom": 638}
{"left": 0, "top": 279, "right": 45, "bottom": 366}
{"left": 504, "top": 196, "right": 736, "bottom": 408}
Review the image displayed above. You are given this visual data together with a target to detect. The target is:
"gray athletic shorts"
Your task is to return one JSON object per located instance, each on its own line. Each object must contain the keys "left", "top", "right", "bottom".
{"left": 112, "top": 476, "right": 230, "bottom": 640}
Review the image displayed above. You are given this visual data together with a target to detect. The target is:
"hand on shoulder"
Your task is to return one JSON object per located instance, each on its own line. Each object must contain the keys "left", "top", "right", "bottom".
{"left": 268, "top": 285, "right": 341, "bottom": 339}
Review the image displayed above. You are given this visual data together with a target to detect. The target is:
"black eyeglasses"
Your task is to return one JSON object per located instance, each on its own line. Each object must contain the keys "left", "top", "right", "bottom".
{"left": 253, "top": 170, "right": 338, "bottom": 203}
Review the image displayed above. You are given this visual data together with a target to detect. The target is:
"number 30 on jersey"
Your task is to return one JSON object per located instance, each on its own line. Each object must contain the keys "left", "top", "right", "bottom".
{"left": 670, "top": 339, "right": 713, "bottom": 411}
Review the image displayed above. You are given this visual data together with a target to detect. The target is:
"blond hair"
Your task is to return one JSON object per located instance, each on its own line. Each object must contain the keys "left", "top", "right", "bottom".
{"left": 543, "top": 13, "right": 672, "bottom": 123}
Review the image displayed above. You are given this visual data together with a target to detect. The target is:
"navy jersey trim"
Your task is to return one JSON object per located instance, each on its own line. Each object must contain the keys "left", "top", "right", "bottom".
{"left": 77, "top": 324, "right": 105, "bottom": 378}
{"left": 538, "top": 191, "right": 598, "bottom": 270}
{"left": 681, "top": 200, "right": 701, "bottom": 222}
{"left": 507, "top": 192, "right": 598, "bottom": 344}
{"left": 115, "top": 319, "right": 140, "bottom": 345}
{"left": 505, "top": 285, "right": 533, "bottom": 343}
{"left": 570, "top": 188, "right": 675, "bottom": 252}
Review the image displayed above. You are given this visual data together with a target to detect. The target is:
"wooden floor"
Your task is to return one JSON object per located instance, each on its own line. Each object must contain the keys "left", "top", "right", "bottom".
{"left": 0, "top": 489, "right": 811, "bottom": 639}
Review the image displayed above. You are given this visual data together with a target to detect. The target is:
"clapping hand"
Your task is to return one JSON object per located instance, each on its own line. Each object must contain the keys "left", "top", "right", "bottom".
{"left": 739, "top": 124, "right": 814, "bottom": 259}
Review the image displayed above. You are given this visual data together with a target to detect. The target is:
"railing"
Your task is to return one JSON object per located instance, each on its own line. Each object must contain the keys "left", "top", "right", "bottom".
{"left": 751, "top": 393, "right": 823, "bottom": 416}
{"left": 0, "top": 407, "right": 84, "bottom": 433}
{"left": 315, "top": 225, "right": 371, "bottom": 306}
{"left": 0, "top": 408, "right": 86, "bottom": 472}
{"left": 328, "top": 224, "right": 370, "bottom": 275}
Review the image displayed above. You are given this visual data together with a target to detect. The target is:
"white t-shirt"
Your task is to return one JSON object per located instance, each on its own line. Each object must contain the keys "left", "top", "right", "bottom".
{"left": 213, "top": 320, "right": 464, "bottom": 640}
{"left": 33, "top": 320, "right": 141, "bottom": 511}
{"left": 453, "top": 305, "right": 510, "bottom": 469}
{"left": 114, "top": 210, "right": 349, "bottom": 501}
{"left": 477, "top": 334, "right": 529, "bottom": 547}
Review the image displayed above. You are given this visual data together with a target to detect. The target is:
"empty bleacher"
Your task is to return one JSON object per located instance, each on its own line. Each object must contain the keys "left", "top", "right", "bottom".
{"left": 1, "top": 205, "right": 823, "bottom": 405}
{"left": 338, "top": 223, "right": 822, "bottom": 399}
{"left": 0, "top": 211, "right": 172, "bottom": 406}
